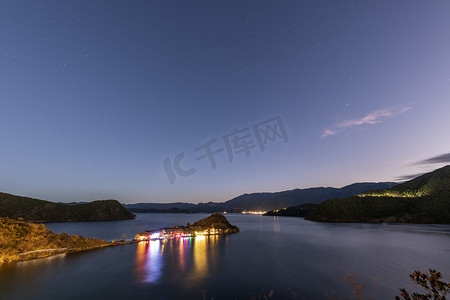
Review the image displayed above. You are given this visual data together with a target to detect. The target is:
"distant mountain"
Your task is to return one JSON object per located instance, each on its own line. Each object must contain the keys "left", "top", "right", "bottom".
{"left": 127, "top": 207, "right": 193, "bottom": 214}
{"left": 0, "top": 193, "right": 135, "bottom": 222}
{"left": 223, "top": 182, "right": 397, "bottom": 211}
{"left": 125, "top": 182, "right": 396, "bottom": 213}
{"left": 58, "top": 201, "right": 89, "bottom": 206}
{"left": 125, "top": 202, "right": 198, "bottom": 211}
{"left": 125, "top": 202, "right": 225, "bottom": 213}
{"left": 306, "top": 165, "right": 450, "bottom": 224}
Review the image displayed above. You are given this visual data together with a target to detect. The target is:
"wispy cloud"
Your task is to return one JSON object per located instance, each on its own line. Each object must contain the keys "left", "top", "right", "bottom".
{"left": 397, "top": 152, "right": 450, "bottom": 182}
{"left": 395, "top": 172, "right": 425, "bottom": 181}
{"left": 321, "top": 129, "right": 336, "bottom": 138}
{"left": 321, "top": 106, "right": 411, "bottom": 138}
{"left": 416, "top": 152, "right": 450, "bottom": 165}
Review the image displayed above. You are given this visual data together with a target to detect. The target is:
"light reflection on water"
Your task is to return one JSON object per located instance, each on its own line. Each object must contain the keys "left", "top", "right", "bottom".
{"left": 191, "top": 236, "right": 207, "bottom": 282}
{"left": 1, "top": 214, "right": 449, "bottom": 300}
{"left": 273, "top": 216, "right": 280, "bottom": 232}
{"left": 189, "top": 234, "right": 219, "bottom": 285}
{"left": 134, "top": 235, "right": 220, "bottom": 288}
{"left": 134, "top": 240, "right": 162, "bottom": 283}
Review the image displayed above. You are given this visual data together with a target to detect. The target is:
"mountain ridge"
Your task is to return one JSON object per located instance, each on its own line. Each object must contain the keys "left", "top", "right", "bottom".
{"left": 306, "top": 165, "right": 450, "bottom": 224}
{"left": 0, "top": 192, "right": 135, "bottom": 222}
{"left": 125, "top": 182, "right": 397, "bottom": 213}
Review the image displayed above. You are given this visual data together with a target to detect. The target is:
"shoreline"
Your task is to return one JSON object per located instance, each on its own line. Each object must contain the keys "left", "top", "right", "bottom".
{"left": 8, "top": 240, "right": 139, "bottom": 264}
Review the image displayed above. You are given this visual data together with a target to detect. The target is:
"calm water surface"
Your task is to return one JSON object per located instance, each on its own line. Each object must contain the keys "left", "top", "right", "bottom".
{"left": 0, "top": 214, "right": 449, "bottom": 299}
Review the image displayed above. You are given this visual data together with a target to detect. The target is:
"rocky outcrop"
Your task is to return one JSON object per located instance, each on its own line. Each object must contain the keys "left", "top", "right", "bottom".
{"left": 190, "top": 213, "right": 239, "bottom": 231}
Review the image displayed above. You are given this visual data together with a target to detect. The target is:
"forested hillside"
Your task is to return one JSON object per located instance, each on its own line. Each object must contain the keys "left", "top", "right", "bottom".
{"left": 306, "top": 165, "right": 450, "bottom": 224}
{"left": 0, "top": 193, "right": 135, "bottom": 222}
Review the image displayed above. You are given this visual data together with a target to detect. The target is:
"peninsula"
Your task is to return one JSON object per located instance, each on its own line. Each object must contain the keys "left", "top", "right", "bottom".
{"left": 135, "top": 213, "right": 239, "bottom": 240}
{"left": 0, "top": 217, "right": 133, "bottom": 264}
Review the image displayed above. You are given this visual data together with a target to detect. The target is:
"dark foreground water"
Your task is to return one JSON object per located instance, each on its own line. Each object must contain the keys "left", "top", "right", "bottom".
{"left": 0, "top": 214, "right": 449, "bottom": 300}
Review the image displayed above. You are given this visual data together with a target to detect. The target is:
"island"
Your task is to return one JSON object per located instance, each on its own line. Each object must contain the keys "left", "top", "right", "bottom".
{"left": 135, "top": 213, "right": 239, "bottom": 240}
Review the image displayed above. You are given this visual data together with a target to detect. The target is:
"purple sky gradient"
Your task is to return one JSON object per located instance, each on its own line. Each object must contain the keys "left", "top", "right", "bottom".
{"left": 1, "top": 1, "right": 449, "bottom": 203}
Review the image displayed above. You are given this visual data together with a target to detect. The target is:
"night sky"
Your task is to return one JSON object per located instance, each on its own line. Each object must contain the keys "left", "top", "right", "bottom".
{"left": 1, "top": 1, "right": 450, "bottom": 204}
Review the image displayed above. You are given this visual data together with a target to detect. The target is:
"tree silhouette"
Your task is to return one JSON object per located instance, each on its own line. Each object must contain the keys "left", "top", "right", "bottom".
{"left": 396, "top": 269, "right": 450, "bottom": 300}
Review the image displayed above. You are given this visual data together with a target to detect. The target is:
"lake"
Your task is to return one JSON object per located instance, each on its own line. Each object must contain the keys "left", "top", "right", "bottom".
{"left": 0, "top": 213, "right": 449, "bottom": 299}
